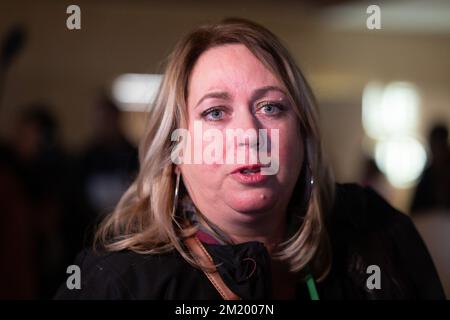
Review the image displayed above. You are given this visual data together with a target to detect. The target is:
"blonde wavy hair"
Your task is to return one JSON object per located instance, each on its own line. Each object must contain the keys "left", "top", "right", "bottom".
{"left": 94, "top": 18, "right": 335, "bottom": 281}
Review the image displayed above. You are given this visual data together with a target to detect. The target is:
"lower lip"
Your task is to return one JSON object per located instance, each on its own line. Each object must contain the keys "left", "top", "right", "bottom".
{"left": 231, "top": 170, "right": 270, "bottom": 184}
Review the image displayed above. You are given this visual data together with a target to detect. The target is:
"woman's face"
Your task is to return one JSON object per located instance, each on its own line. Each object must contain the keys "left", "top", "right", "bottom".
{"left": 180, "top": 44, "right": 303, "bottom": 228}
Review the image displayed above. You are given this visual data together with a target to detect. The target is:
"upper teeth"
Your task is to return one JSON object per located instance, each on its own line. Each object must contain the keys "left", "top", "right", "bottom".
{"left": 242, "top": 168, "right": 258, "bottom": 174}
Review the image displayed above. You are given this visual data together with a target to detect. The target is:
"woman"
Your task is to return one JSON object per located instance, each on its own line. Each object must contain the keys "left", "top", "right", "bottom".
{"left": 55, "top": 18, "right": 445, "bottom": 300}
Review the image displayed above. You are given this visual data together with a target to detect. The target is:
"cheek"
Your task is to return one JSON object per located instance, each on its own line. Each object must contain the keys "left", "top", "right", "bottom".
{"left": 180, "top": 124, "right": 225, "bottom": 188}
{"left": 182, "top": 163, "right": 212, "bottom": 183}
{"left": 181, "top": 163, "right": 223, "bottom": 194}
{"left": 279, "top": 130, "right": 301, "bottom": 161}
{"left": 185, "top": 119, "right": 227, "bottom": 167}
{"left": 204, "top": 131, "right": 228, "bottom": 167}
{"left": 272, "top": 121, "right": 303, "bottom": 174}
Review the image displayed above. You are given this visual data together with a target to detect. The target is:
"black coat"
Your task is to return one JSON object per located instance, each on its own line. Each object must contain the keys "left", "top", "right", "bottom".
{"left": 54, "top": 183, "right": 446, "bottom": 299}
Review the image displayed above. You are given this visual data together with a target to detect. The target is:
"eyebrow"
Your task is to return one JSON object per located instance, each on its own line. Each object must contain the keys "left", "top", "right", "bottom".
{"left": 195, "top": 91, "right": 231, "bottom": 109}
{"left": 194, "top": 85, "right": 287, "bottom": 109}
{"left": 251, "top": 85, "right": 287, "bottom": 101}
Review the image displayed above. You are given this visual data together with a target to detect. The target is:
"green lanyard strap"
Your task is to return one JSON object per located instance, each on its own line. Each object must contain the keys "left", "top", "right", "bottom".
{"left": 305, "top": 272, "right": 320, "bottom": 300}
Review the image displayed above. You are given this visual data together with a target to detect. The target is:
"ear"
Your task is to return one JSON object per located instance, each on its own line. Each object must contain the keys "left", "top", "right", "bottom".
{"left": 174, "top": 165, "right": 181, "bottom": 175}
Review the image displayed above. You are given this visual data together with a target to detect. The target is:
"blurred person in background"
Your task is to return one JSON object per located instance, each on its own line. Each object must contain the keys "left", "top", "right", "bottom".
{"left": 0, "top": 104, "right": 68, "bottom": 298}
{"left": 360, "top": 156, "right": 394, "bottom": 205}
{"left": 67, "top": 93, "right": 139, "bottom": 256}
{"left": 411, "top": 123, "right": 450, "bottom": 214}
{"left": 0, "top": 133, "right": 36, "bottom": 298}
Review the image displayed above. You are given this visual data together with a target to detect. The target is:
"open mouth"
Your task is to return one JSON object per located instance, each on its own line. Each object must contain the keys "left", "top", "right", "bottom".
{"left": 240, "top": 167, "right": 261, "bottom": 174}
{"left": 232, "top": 165, "right": 263, "bottom": 175}
{"left": 231, "top": 165, "right": 270, "bottom": 184}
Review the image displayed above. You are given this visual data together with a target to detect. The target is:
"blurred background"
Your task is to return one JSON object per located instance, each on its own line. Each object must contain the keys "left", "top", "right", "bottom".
{"left": 0, "top": 0, "right": 449, "bottom": 299}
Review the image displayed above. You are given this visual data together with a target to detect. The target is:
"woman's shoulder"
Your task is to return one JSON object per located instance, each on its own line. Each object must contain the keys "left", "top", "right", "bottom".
{"left": 76, "top": 247, "right": 181, "bottom": 272}
{"left": 330, "top": 182, "right": 424, "bottom": 258}
{"left": 331, "top": 182, "right": 410, "bottom": 233}
{"left": 328, "top": 183, "right": 445, "bottom": 299}
{"left": 54, "top": 248, "right": 187, "bottom": 299}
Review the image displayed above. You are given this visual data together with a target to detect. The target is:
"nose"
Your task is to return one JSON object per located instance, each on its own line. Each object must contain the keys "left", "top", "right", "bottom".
{"left": 232, "top": 107, "right": 260, "bottom": 148}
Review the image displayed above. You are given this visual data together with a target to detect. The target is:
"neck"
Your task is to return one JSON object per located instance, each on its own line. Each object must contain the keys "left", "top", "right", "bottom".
{"left": 198, "top": 207, "right": 288, "bottom": 255}
{"left": 229, "top": 219, "right": 286, "bottom": 254}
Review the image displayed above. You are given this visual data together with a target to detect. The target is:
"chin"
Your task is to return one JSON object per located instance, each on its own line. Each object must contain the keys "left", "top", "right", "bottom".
{"left": 226, "top": 188, "right": 278, "bottom": 216}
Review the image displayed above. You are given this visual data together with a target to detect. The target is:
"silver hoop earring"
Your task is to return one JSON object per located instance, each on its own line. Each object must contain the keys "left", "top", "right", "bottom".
{"left": 171, "top": 170, "right": 181, "bottom": 217}
{"left": 308, "top": 165, "right": 315, "bottom": 186}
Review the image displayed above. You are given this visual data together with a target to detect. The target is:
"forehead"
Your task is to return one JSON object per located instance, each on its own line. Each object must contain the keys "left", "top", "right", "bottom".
{"left": 187, "top": 44, "right": 282, "bottom": 102}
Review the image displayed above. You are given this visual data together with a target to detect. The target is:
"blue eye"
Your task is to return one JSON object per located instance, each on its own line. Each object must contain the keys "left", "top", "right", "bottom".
{"left": 201, "top": 108, "right": 224, "bottom": 121}
{"left": 259, "top": 103, "right": 283, "bottom": 115}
